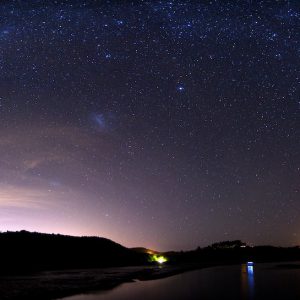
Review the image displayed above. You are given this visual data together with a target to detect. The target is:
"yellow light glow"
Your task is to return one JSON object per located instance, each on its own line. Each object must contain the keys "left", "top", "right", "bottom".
{"left": 150, "top": 254, "right": 168, "bottom": 264}
{"left": 157, "top": 256, "right": 167, "bottom": 264}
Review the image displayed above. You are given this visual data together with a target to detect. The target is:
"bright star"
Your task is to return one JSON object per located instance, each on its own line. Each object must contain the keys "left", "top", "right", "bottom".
{"left": 177, "top": 85, "right": 185, "bottom": 92}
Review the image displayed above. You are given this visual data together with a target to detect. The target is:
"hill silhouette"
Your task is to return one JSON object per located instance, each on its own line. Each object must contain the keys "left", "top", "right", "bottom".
{"left": 2, "top": 231, "right": 300, "bottom": 277}
{"left": 166, "top": 240, "right": 300, "bottom": 265}
{"left": 0, "top": 230, "right": 147, "bottom": 274}
{"left": 131, "top": 247, "right": 159, "bottom": 254}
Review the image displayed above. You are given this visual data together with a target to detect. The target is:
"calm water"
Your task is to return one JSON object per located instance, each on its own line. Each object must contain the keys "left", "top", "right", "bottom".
{"left": 61, "top": 263, "right": 300, "bottom": 300}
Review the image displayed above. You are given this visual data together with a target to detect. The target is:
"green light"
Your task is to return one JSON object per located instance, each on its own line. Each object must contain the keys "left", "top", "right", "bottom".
{"left": 149, "top": 254, "right": 168, "bottom": 264}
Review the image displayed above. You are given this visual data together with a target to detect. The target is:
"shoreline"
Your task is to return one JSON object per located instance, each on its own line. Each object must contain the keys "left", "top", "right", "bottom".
{"left": 2, "top": 260, "right": 299, "bottom": 300}
{"left": 0, "top": 263, "right": 212, "bottom": 300}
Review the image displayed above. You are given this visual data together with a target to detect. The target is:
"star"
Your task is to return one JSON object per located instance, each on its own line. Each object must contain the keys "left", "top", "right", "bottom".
{"left": 177, "top": 85, "right": 185, "bottom": 92}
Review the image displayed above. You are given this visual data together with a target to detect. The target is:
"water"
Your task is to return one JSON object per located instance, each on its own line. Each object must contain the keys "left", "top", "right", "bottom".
{"left": 61, "top": 262, "right": 300, "bottom": 300}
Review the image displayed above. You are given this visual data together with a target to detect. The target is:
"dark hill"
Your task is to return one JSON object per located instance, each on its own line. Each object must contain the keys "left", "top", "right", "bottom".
{"left": 131, "top": 247, "right": 159, "bottom": 254}
{"left": 0, "top": 230, "right": 147, "bottom": 274}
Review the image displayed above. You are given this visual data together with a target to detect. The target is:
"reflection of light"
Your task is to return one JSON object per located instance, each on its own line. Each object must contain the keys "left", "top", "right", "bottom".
{"left": 241, "top": 263, "right": 255, "bottom": 299}
{"left": 247, "top": 265, "right": 254, "bottom": 275}
{"left": 247, "top": 263, "right": 254, "bottom": 298}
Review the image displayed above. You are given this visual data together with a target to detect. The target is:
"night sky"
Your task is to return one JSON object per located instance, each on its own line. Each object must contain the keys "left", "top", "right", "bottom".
{"left": 0, "top": 0, "right": 299, "bottom": 251}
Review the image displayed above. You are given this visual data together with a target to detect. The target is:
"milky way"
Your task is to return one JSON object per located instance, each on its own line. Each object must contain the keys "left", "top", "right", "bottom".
{"left": 0, "top": 0, "right": 299, "bottom": 250}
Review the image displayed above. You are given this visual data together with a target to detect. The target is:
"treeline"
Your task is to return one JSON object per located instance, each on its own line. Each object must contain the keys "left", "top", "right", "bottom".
{"left": 0, "top": 231, "right": 147, "bottom": 274}
{"left": 166, "top": 240, "right": 300, "bottom": 264}
{"left": 2, "top": 232, "right": 300, "bottom": 275}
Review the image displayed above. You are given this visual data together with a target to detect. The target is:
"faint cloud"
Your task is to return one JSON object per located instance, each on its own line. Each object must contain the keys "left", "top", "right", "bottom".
{"left": 23, "top": 159, "right": 43, "bottom": 171}
{"left": 0, "top": 184, "right": 53, "bottom": 209}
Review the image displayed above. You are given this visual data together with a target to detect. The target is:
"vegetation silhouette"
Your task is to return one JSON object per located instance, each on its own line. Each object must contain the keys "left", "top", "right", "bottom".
{"left": 1, "top": 231, "right": 300, "bottom": 276}
{"left": 166, "top": 239, "right": 300, "bottom": 265}
{"left": 0, "top": 230, "right": 147, "bottom": 274}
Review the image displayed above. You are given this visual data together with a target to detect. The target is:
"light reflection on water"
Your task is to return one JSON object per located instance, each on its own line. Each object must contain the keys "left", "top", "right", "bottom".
{"left": 241, "top": 263, "right": 254, "bottom": 299}
{"left": 60, "top": 262, "right": 300, "bottom": 300}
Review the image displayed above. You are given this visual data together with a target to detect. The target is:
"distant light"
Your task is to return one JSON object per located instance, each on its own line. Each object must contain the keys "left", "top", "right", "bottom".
{"left": 247, "top": 261, "right": 254, "bottom": 266}
{"left": 150, "top": 254, "right": 168, "bottom": 264}
{"left": 157, "top": 257, "right": 167, "bottom": 264}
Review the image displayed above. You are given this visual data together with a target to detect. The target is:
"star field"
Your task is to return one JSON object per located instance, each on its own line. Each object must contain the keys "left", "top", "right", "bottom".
{"left": 0, "top": 0, "right": 299, "bottom": 251}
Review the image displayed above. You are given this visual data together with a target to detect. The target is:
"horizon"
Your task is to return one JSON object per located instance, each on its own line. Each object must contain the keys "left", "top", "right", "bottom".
{"left": 2, "top": 229, "right": 300, "bottom": 252}
{"left": 0, "top": 0, "right": 299, "bottom": 251}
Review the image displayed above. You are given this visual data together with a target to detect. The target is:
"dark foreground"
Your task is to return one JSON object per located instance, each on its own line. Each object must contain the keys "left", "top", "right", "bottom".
{"left": 2, "top": 232, "right": 300, "bottom": 300}
{"left": 3, "top": 262, "right": 300, "bottom": 300}
{"left": 59, "top": 262, "right": 300, "bottom": 300}
{"left": 0, "top": 263, "right": 210, "bottom": 300}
